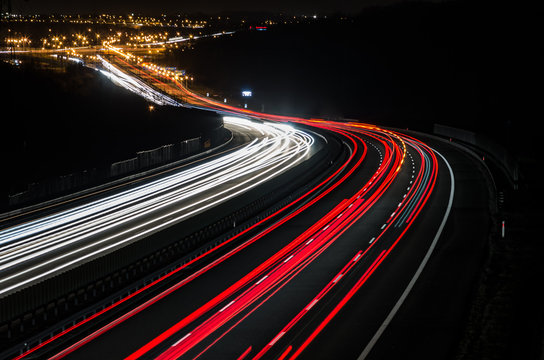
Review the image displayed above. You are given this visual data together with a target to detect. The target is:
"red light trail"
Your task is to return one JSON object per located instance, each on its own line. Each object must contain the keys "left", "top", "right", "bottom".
{"left": 9, "top": 54, "right": 447, "bottom": 360}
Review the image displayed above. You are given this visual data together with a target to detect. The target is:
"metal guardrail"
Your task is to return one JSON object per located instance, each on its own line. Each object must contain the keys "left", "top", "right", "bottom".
{"left": 433, "top": 124, "right": 518, "bottom": 189}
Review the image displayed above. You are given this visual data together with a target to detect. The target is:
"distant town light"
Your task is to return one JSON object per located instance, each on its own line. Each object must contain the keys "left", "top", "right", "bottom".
{"left": 242, "top": 90, "right": 252, "bottom": 97}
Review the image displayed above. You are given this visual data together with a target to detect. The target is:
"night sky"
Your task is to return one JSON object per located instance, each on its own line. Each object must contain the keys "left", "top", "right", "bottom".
{"left": 10, "top": 0, "right": 420, "bottom": 15}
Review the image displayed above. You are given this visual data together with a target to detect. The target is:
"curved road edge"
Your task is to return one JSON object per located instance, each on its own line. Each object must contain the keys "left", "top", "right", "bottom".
{"left": 360, "top": 131, "right": 498, "bottom": 360}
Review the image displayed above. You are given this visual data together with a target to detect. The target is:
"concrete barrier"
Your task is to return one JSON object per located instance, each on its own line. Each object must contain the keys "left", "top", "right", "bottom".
{"left": 4, "top": 125, "right": 229, "bottom": 211}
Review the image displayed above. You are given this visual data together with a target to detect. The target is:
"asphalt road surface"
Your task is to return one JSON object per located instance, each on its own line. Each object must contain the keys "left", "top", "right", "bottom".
{"left": 5, "top": 52, "right": 491, "bottom": 360}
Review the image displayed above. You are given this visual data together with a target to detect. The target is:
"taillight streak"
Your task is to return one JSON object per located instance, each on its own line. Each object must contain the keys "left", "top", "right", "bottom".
{"left": 285, "top": 138, "right": 439, "bottom": 360}
{"left": 15, "top": 53, "right": 441, "bottom": 360}
{"left": 150, "top": 132, "right": 404, "bottom": 359}
{"left": 251, "top": 251, "right": 364, "bottom": 360}
{"left": 21, "top": 116, "right": 366, "bottom": 360}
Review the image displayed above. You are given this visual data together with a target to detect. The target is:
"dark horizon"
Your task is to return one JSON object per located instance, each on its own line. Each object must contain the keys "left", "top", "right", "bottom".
{"left": 7, "top": 0, "right": 441, "bottom": 16}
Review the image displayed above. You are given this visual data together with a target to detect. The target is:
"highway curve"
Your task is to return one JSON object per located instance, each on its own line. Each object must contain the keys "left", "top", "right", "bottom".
{"left": 4, "top": 52, "right": 491, "bottom": 360}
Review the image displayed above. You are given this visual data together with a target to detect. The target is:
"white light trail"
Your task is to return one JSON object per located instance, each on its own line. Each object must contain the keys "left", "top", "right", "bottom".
{"left": 97, "top": 55, "right": 181, "bottom": 106}
{"left": 142, "top": 31, "right": 235, "bottom": 46}
{"left": 0, "top": 117, "right": 315, "bottom": 298}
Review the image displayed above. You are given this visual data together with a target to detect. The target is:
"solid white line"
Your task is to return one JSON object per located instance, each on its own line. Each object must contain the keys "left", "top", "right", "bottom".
{"left": 172, "top": 332, "right": 191, "bottom": 347}
{"left": 306, "top": 299, "right": 319, "bottom": 311}
{"left": 357, "top": 147, "right": 455, "bottom": 360}
{"left": 219, "top": 300, "right": 235, "bottom": 312}
{"left": 269, "top": 331, "right": 285, "bottom": 346}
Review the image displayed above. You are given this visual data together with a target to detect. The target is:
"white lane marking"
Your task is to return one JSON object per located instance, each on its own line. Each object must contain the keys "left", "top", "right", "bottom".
{"left": 306, "top": 299, "right": 319, "bottom": 311}
{"left": 380, "top": 224, "right": 386, "bottom": 230}
{"left": 256, "top": 275, "right": 268, "bottom": 285}
{"left": 333, "top": 274, "right": 343, "bottom": 283}
{"left": 172, "top": 332, "right": 192, "bottom": 347}
{"left": 219, "top": 300, "right": 235, "bottom": 312}
{"left": 358, "top": 147, "right": 455, "bottom": 360}
{"left": 269, "top": 331, "right": 285, "bottom": 346}
{"left": 369, "top": 237, "right": 376, "bottom": 244}
{"left": 306, "top": 238, "right": 314, "bottom": 245}
{"left": 283, "top": 255, "right": 294, "bottom": 263}
{"left": 353, "top": 253, "right": 362, "bottom": 262}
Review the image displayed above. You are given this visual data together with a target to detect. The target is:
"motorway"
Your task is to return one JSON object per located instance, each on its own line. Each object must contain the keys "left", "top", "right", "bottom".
{"left": 0, "top": 117, "right": 317, "bottom": 300}
{"left": 2, "top": 50, "right": 492, "bottom": 360}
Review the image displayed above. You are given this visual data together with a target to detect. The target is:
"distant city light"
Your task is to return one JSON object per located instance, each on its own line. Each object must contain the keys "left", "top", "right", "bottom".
{"left": 242, "top": 90, "right": 252, "bottom": 97}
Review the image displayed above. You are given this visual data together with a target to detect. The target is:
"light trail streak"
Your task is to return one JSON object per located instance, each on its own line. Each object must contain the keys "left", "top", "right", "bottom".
{"left": 10, "top": 120, "right": 357, "bottom": 360}
{"left": 142, "top": 31, "right": 236, "bottom": 46}
{"left": 127, "top": 127, "right": 406, "bottom": 360}
{"left": 97, "top": 55, "right": 182, "bottom": 106}
{"left": 0, "top": 117, "right": 314, "bottom": 298}
{"left": 98, "top": 50, "right": 444, "bottom": 360}
{"left": 131, "top": 121, "right": 439, "bottom": 360}
{"left": 7, "top": 46, "right": 449, "bottom": 360}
